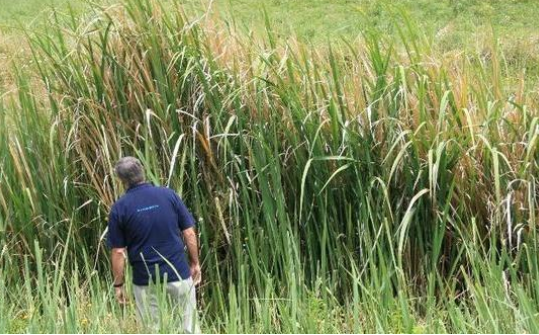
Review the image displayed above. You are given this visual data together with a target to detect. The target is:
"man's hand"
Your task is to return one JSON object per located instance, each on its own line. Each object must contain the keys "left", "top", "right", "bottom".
{"left": 183, "top": 227, "right": 201, "bottom": 286}
{"left": 190, "top": 263, "right": 201, "bottom": 286}
{"left": 115, "top": 286, "right": 129, "bottom": 306}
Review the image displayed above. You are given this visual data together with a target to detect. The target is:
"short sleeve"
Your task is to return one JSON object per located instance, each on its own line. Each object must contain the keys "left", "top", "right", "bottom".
{"left": 107, "top": 204, "right": 126, "bottom": 248}
{"left": 172, "top": 192, "right": 196, "bottom": 231}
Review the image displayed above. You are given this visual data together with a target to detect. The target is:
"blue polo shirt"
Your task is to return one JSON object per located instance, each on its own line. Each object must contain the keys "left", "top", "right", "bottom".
{"left": 107, "top": 183, "right": 195, "bottom": 286}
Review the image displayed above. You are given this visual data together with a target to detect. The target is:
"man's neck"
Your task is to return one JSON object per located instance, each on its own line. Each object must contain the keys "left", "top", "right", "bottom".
{"left": 126, "top": 181, "right": 146, "bottom": 190}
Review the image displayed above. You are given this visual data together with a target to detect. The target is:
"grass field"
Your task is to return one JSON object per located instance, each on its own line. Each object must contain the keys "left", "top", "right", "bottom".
{"left": 1, "top": 0, "right": 539, "bottom": 47}
{"left": 2, "top": 0, "right": 538, "bottom": 88}
{"left": 2, "top": 0, "right": 539, "bottom": 39}
{"left": 1, "top": 0, "right": 538, "bottom": 333}
{"left": 215, "top": 0, "right": 539, "bottom": 42}
{"left": 0, "top": 0, "right": 71, "bottom": 23}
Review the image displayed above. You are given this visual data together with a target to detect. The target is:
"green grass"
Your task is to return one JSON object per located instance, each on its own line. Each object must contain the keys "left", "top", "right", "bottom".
{"left": 2, "top": 0, "right": 539, "bottom": 41}
{"left": 2, "top": 0, "right": 538, "bottom": 86}
{"left": 1, "top": 0, "right": 538, "bottom": 333}
{"left": 209, "top": 0, "right": 539, "bottom": 42}
{"left": 0, "top": 0, "right": 85, "bottom": 30}
{"left": 0, "top": 0, "right": 90, "bottom": 91}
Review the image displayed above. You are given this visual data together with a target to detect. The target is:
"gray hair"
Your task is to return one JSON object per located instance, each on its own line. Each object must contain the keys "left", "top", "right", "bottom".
{"left": 114, "top": 156, "right": 145, "bottom": 187}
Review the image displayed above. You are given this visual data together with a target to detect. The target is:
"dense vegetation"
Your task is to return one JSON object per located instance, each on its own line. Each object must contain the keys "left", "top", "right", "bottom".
{"left": 1, "top": 0, "right": 538, "bottom": 332}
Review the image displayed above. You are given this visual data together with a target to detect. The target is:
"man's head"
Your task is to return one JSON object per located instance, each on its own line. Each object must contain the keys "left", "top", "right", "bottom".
{"left": 114, "top": 156, "right": 145, "bottom": 188}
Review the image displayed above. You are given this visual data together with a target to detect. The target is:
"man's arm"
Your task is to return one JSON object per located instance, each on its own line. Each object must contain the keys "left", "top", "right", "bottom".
{"left": 112, "top": 248, "right": 126, "bottom": 284}
{"left": 182, "top": 227, "right": 201, "bottom": 285}
{"left": 111, "top": 248, "right": 128, "bottom": 304}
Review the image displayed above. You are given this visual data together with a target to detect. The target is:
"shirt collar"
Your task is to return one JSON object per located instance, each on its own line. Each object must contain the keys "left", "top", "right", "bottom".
{"left": 126, "top": 182, "right": 152, "bottom": 193}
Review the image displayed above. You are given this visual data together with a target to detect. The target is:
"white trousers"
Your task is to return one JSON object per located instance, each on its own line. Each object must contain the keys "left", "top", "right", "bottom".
{"left": 133, "top": 277, "right": 200, "bottom": 333}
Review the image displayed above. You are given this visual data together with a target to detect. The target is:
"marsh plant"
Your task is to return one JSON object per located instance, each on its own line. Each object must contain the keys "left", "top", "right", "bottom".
{"left": 0, "top": 0, "right": 538, "bottom": 332}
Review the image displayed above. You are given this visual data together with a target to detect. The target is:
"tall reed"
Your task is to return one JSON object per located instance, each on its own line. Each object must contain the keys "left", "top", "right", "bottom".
{"left": 0, "top": 0, "right": 537, "bottom": 332}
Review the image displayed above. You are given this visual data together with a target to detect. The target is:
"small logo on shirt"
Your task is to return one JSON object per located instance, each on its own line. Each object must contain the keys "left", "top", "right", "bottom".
{"left": 136, "top": 205, "right": 160, "bottom": 213}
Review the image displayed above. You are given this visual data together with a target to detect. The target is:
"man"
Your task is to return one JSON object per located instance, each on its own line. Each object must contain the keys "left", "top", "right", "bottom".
{"left": 107, "top": 156, "right": 201, "bottom": 333}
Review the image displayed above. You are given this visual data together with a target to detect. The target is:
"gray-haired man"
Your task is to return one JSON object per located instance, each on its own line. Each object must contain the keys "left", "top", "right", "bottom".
{"left": 107, "top": 156, "right": 201, "bottom": 333}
